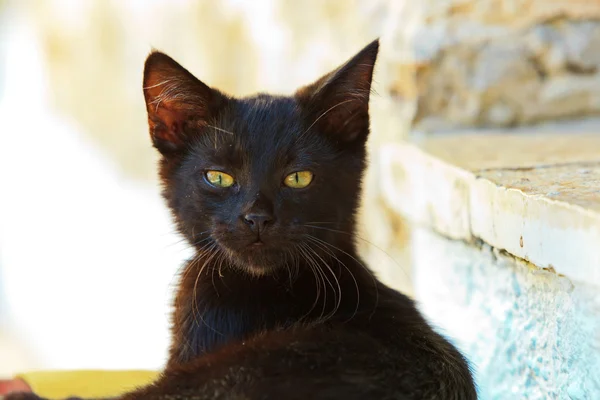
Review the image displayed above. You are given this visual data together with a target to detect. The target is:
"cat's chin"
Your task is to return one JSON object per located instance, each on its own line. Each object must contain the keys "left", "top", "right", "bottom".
{"left": 231, "top": 258, "right": 281, "bottom": 277}
{"left": 226, "top": 245, "right": 288, "bottom": 277}
{"left": 238, "top": 263, "right": 278, "bottom": 277}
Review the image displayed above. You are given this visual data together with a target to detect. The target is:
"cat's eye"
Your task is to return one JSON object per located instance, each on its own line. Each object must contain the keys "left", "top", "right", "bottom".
{"left": 284, "top": 171, "right": 313, "bottom": 189}
{"left": 205, "top": 170, "right": 235, "bottom": 188}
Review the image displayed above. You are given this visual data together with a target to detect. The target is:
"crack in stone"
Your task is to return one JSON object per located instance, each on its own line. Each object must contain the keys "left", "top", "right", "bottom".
{"left": 473, "top": 160, "right": 600, "bottom": 174}
{"left": 431, "top": 228, "right": 564, "bottom": 276}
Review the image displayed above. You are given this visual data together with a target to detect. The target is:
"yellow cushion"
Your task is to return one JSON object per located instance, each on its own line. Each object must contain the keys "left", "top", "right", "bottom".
{"left": 15, "top": 370, "right": 159, "bottom": 398}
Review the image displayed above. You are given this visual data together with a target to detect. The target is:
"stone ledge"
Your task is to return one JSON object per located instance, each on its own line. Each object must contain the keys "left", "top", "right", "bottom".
{"left": 379, "top": 132, "right": 600, "bottom": 286}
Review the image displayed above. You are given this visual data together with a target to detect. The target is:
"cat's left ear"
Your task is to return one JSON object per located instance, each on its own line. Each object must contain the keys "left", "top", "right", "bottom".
{"left": 143, "top": 51, "right": 226, "bottom": 155}
{"left": 295, "top": 39, "right": 379, "bottom": 143}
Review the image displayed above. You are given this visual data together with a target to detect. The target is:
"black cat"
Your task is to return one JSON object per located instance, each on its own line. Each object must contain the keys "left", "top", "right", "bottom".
{"left": 6, "top": 40, "right": 476, "bottom": 400}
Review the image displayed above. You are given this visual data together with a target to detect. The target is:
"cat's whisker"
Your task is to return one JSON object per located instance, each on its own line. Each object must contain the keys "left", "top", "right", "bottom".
{"left": 167, "top": 240, "right": 208, "bottom": 292}
{"left": 192, "top": 243, "right": 224, "bottom": 336}
{"left": 217, "top": 252, "right": 226, "bottom": 278}
{"left": 191, "top": 237, "right": 213, "bottom": 248}
{"left": 205, "top": 124, "right": 235, "bottom": 136}
{"left": 166, "top": 236, "right": 213, "bottom": 298}
{"left": 302, "top": 243, "right": 329, "bottom": 322}
{"left": 187, "top": 251, "right": 208, "bottom": 328}
{"left": 178, "top": 247, "right": 203, "bottom": 285}
{"left": 305, "top": 244, "right": 342, "bottom": 320}
{"left": 303, "top": 245, "right": 334, "bottom": 294}
{"left": 297, "top": 243, "right": 322, "bottom": 322}
{"left": 164, "top": 231, "right": 212, "bottom": 252}
{"left": 291, "top": 245, "right": 300, "bottom": 285}
{"left": 304, "top": 234, "right": 375, "bottom": 322}
{"left": 211, "top": 250, "right": 225, "bottom": 297}
{"left": 283, "top": 248, "right": 294, "bottom": 288}
{"left": 181, "top": 240, "right": 215, "bottom": 282}
{"left": 189, "top": 231, "right": 214, "bottom": 245}
{"left": 303, "top": 243, "right": 337, "bottom": 323}
{"left": 304, "top": 224, "right": 411, "bottom": 281}
{"left": 304, "top": 235, "right": 359, "bottom": 321}
{"left": 190, "top": 245, "right": 212, "bottom": 326}
{"left": 300, "top": 99, "right": 356, "bottom": 137}
{"left": 298, "top": 244, "right": 319, "bottom": 315}
{"left": 210, "top": 253, "right": 218, "bottom": 296}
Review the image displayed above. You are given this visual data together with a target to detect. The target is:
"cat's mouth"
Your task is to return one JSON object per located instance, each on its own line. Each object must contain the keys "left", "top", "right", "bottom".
{"left": 242, "top": 239, "right": 274, "bottom": 255}
{"left": 211, "top": 224, "right": 299, "bottom": 274}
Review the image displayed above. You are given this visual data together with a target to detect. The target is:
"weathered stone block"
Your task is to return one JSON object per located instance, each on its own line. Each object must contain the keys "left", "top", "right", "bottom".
{"left": 379, "top": 0, "right": 600, "bottom": 131}
{"left": 412, "top": 227, "right": 600, "bottom": 399}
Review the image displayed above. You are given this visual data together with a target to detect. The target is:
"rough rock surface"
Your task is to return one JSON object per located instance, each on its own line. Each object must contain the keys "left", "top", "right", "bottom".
{"left": 380, "top": 0, "right": 600, "bottom": 131}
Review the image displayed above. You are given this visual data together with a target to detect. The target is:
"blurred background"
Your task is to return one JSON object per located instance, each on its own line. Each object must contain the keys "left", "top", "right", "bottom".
{"left": 0, "top": 0, "right": 397, "bottom": 376}
{"left": 3, "top": 0, "right": 600, "bottom": 391}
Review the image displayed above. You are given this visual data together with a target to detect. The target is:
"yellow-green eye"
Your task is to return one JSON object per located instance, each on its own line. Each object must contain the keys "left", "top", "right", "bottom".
{"left": 284, "top": 171, "right": 313, "bottom": 188}
{"left": 205, "top": 170, "right": 235, "bottom": 188}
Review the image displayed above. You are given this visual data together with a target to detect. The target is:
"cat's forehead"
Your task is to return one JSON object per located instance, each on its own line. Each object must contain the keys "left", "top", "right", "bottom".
{"left": 236, "top": 94, "right": 300, "bottom": 135}
{"left": 217, "top": 95, "right": 304, "bottom": 148}
{"left": 193, "top": 94, "right": 320, "bottom": 167}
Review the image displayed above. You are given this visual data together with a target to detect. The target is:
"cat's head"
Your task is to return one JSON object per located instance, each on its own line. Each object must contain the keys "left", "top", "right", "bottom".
{"left": 143, "top": 40, "right": 378, "bottom": 275}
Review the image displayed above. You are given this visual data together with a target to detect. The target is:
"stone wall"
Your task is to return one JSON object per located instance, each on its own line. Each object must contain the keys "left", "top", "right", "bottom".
{"left": 360, "top": 0, "right": 600, "bottom": 294}
{"left": 380, "top": 0, "right": 600, "bottom": 131}
{"left": 373, "top": 2, "right": 600, "bottom": 397}
{"left": 412, "top": 227, "right": 600, "bottom": 399}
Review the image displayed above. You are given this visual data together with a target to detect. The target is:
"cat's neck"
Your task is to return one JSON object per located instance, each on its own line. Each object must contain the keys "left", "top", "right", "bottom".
{"left": 168, "top": 247, "right": 377, "bottom": 366}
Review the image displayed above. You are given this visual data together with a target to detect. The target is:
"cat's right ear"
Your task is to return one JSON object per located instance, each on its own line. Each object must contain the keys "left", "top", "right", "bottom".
{"left": 295, "top": 40, "right": 379, "bottom": 144}
{"left": 143, "top": 51, "right": 225, "bottom": 155}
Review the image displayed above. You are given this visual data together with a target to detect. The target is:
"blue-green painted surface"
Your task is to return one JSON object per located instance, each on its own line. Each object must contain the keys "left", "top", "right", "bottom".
{"left": 412, "top": 228, "right": 600, "bottom": 399}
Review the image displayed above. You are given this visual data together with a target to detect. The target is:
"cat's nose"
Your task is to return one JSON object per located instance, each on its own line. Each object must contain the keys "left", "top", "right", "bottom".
{"left": 243, "top": 212, "right": 273, "bottom": 234}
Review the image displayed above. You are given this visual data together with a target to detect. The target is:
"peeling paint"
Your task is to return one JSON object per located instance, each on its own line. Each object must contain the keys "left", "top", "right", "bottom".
{"left": 412, "top": 227, "right": 600, "bottom": 399}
